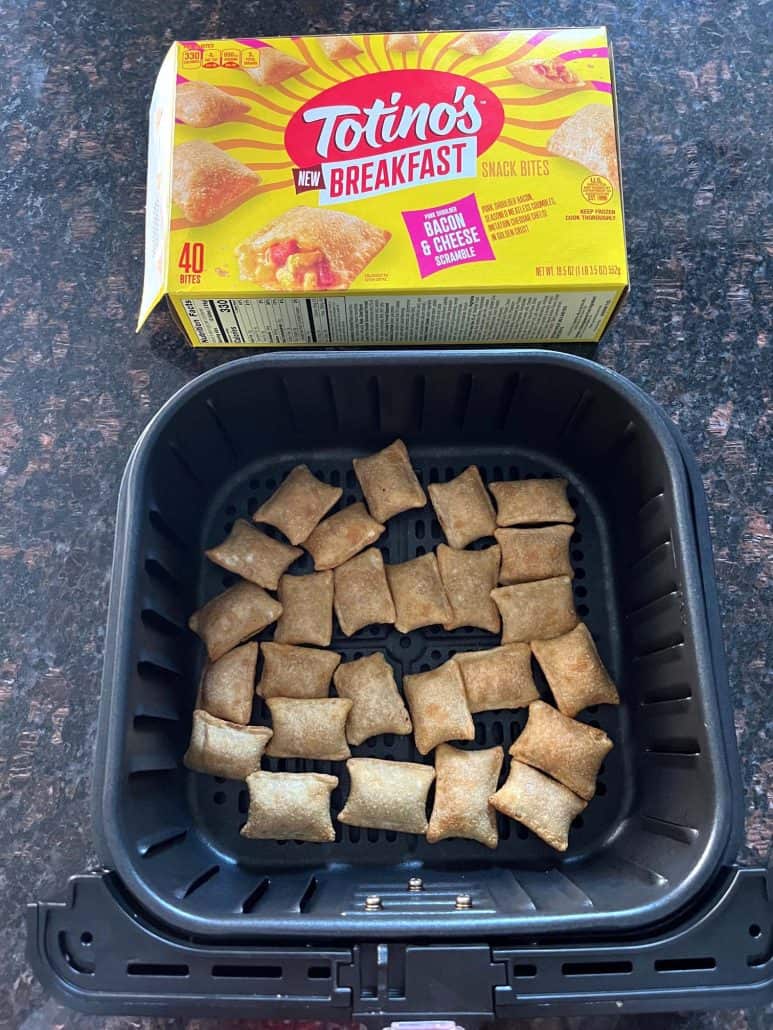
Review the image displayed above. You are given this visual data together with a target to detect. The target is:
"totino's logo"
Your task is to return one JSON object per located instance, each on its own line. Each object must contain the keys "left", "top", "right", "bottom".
{"left": 286, "top": 70, "right": 504, "bottom": 205}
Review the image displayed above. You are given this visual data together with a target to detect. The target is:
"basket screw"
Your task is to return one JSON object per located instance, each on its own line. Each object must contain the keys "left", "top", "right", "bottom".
{"left": 364, "top": 894, "right": 383, "bottom": 911}
{"left": 455, "top": 893, "right": 473, "bottom": 910}
{"left": 407, "top": 877, "right": 424, "bottom": 892}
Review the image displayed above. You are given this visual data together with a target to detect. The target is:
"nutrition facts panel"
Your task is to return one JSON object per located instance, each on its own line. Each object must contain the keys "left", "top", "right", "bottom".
{"left": 179, "top": 298, "right": 316, "bottom": 345}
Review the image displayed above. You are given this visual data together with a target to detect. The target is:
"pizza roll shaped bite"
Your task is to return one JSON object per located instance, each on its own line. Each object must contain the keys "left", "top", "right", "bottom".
{"left": 245, "top": 47, "right": 308, "bottom": 86}
{"left": 172, "top": 141, "right": 260, "bottom": 224}
{"left": 385, "top": 33, "right": 421, "bottom": 52}
{"left": 174, "top": 81, "right": 250, "bottom": 127}
{"left": 333, "top": 547, "right": 396, "bottom": 636}
{"left": 257, "top": 642, "right": 340, "bottom": 699}
{"left": 508, "top": 58, "right": 583, "bottom": 91}
{"left": 184, "top": 710, "right": 272, "bottom": 780}
{"left": 339, "top": 758, "right": 435, "bottom": 834}
{"left": 265, "top": 697, "right": 352, "bottom": 760}
{"left": 495, "top": 525, "right": 574, "bottom": 585}
{"left": 454, "top": 644, "right": 539, "bottom": 713}
{"left": 451, "top": 31, "right": 509, "bottom": 55}
{"left": 353, "top": 439, "right": 426, "bottom": 523}
{"left": 490, "top": 760, "right": 587, "bottom": 852}
{"left": 333, "top": 653, "right": 412, "bottom": 745}
{"left": 198, "top": 642, "right": 258, "bottom": 724}
{"left": 385, "top": 553, "right": 452, "bottom": 633}
{"left": 547, "top": 103, "right": 619, "bottom": 187}
{"left": 489, "top": 477, "right": 574, "bottom": 527}
{"left": 304, "top": 503, "right": 385, "bottom": 571}
{"left": 242, "top": 771, "right": 338, "bottom": 842}
{"left": 274, "top": 571, "right": 334, "bottom": 646}
{"left": 437, "top": 543, "right": 501, "bottom": 632}
{"left": 492, "top": 576, "right": 577, "bottom": 644}
{"left": 403, "top": 660, "right": 475, "bottom": 755}
{"left": 427, "top": 744, "right": 503, "bottom": 849}
{"left": 320, "top": 35, "right": 363, "bottom": 60}
{"left": 189, "top": 581, "right": 282, "bottom": 661}
{"left": 253, "top": 465, "right": 342, "bottom": 546}
{"left": 428, "top": 466, "right": 496, "bottom": 549}
{"left": 206, "top": 519, "right": 302, "bottom": 590}
{"left": 510, "top": 700, "right": 613, "bottom": 800}
{"left": 532, "top": 622, "right": 620, "bottom": 716}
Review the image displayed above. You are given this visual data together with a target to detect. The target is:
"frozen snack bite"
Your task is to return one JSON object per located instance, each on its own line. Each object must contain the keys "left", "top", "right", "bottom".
{"left": 531, "top": 622, "right": 620, "bottom": 716}
{"left": 242, "top": 770, "right": 338, "bottom": 842}
{"left": 353, "top": 438, "right": 426, "bottom": 523}
{"left": 189, "top": 581, "right": 282, "bottom": 661}
{"left": 385, "top": 553, "right": 452, "bottom": 633}
{"left": 338, "top": 757, "right": 435, "bottom": 834}
{"left": 274, "top": 571, "right": 334, "bottom": 646}
{"left": 495, "top": 525, "right": 574, "bottom": 585}
{"left": 253, "top": 464, "right": 342, "bottom": 545}
{"left": 257, "top": 642, "right": 340, "bottom": 699}
{"left": 334, "top": 653, "right": 412, "bottom": 745}
{"left": 403, "top": 659, "right": 474, "bottom": 755}
{"left": 333, "top": 547, "right": 396, "bottom": 636}
{"left": 265, "top": 697, "right": 352, "bottom": 760}
{"left": 184, "top": 710, "right": 272, "bottom": 780}
{"left": 489, "top": 477, "right": 575, "bottom": 527}
{"left": 304, "top": 503, "right": 385, "bottom": 571}
{"left": 490, "top": 760, "right": 587, "bottom": 852}
{"left": 454, "top": 643, "right": 539, "bottom": 713}
{"left": 205, "top": 519, "right": 302, "bottom": 590}
{"left": 428, "top": 466, "right": 496, "bottom": 549}
{"left": 492, "top": 576, "right": 578, "bottom": 643}
{"left": 427, "top": 744, "right": 503, "bottom": 848}
{"left": 198, "top": 642, "right": 258, "bottom": 724}
{"left": 172, "top": 140, "right": 260, "bottom": 224}
{"left": 437, "top": 542, "right": 501, "bottom": 633}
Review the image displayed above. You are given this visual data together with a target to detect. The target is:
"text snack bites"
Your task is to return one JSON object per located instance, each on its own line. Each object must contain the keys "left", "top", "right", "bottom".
{"left": 139, "top": 29, "right": 627, "bottom": 346}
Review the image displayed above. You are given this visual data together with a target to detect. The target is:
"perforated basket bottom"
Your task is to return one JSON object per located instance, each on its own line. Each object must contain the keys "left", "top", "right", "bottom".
{"left": 188, "top": 445, "right": 630, "bottom": 871}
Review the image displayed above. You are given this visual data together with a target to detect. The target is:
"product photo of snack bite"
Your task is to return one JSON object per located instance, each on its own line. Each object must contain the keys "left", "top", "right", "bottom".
{"left": 244, "top": 45, "right": 307, "bottom": 85}
{"left": 508, "top": 58, "right": 583, "bottom": 90}
{"left": 174, "top": 80, "right": 250, "bottom": 126}
{"left": 385, "top": 32, "right": 421, "bottom": 52}
{"left": 319, "top": 35, "right": 363, "bottom": 60}
{"left": 547, "top": 103, "right": 620, "bottom": 187}
{"left": 171, "top": 140, "right": 261, "bottom": 224}
{"left": 450, "top": 30, "right": 509, "bottom": 55}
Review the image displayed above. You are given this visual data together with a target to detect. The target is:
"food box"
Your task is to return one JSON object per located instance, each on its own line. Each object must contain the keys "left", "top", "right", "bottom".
{"left": 137, "top": 29, "right": 628, "bottom": 346}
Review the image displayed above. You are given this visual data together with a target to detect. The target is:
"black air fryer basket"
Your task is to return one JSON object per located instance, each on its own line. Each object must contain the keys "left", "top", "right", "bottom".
{"left": 29, "top": 351, "right": 772, "bottom": 1018}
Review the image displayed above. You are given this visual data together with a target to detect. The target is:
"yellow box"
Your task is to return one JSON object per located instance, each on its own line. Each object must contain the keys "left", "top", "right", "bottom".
{"left": 138, "top": 28, "right": 628, "bottom": 346}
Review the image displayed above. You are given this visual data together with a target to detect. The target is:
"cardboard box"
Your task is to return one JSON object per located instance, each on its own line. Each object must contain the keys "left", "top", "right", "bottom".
{"left": 138, "top": 29, "right": 628, "bottom": 346}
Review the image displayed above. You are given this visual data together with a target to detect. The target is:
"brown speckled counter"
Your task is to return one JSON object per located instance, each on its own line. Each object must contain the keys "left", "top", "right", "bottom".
{"left": 0, "top": 1, "right": 770, "bottom": 1027}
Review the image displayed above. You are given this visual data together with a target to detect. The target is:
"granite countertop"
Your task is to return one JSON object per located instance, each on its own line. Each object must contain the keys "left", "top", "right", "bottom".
{"left": 1, "top": 0, "right": 770, "bottom": 1027}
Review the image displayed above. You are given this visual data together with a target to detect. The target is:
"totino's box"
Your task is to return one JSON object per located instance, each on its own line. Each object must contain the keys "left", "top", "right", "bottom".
{"left": 138, "top": 29, "right": 628, "bottom": 346}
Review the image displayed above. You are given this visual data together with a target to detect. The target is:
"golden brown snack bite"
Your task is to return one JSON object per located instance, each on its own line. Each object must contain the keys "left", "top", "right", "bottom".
{"left": 174, "top": 81, "right": 250, "bottom": 127}
{"left": 491, "top": 576, "right": 577, "bottom": 644}
{"left": 428, "top": 466, "right": 496, "bottom": 548}
{"left": 338, "top": 758, "right": 435, "bottom": 834}
{"left": 489, "top": 477, "right": 574, "bottom": 527}
{"left": 385, "top": 553, "right": 452, "bottom": 633}
{"left": 189, "top": 581, "right": 282, "bottom": 661}
{"left": 510, "top": 700, "right": 613, "bottom": 800}
{"left": 403, "top": 660, "right": 474, "bottom": 755}
{"left": 427, "top": 744, "right": 503, "bottom": 848}
{"left": 303, "top": 502, "right": 385, "bottom": 571}
{"left": 451, "top": 31, "right": 509, "bottom": 55}
{"left": 490, "top": 760, "right": 586, "bottom": 852}
{"left": 353, "top": 439, "right": 426, "bottom": 523}
{"left": 198, "top": 642, "right": 258, "bottom": 724}
{"left": 320, "top": 35, "right": 363, "bottom": 60}
{"left": 437, "top": 543, "right": 501, "bottom": 632}
{"left": 333, "top": 547, "right": 396, "bottom": 636}
{"left": 252, "top": 465, "right": 342, "bottom": 545}
{"left": 385, "top": 33, "right": 420, "bottom": 52}
{"left": 172, "top": 140, "right": 261, "bottom": 224}
{"left": 508, "top": 58, "right": 583, "bottom": 90}
{"left": 265, "top": 697, "right": 352, "bottom": 760}
{"left": 333, "top": 653, "right": 412, "bottom": 745}
{"left": 206, "top": 519, "right": 302, "bottom": 590}
{"left": 274, "top": 571, "right": 334, "bottom": 646}
{"left": 454, "top": 644, "right": 539, "bottom": 713}
{"left": 242, "top": 771, "right": 338, "bottom": 842}
{"left": 531, "top": 622, "right": 620, "bottom": 716}
{"left": 495, "top": 525, "right": 574, "bottom": 585}
{"left": 547, "top": 103, "right": 619, "bottom": 187}
{"left": 184, "top": 710, "right": 272, "bottom": 780}
{"left": 257, "top": 642, "right": 340, "bottom": 699}
{"left": 245, "top": 47, "right": 307, "bottom": 86}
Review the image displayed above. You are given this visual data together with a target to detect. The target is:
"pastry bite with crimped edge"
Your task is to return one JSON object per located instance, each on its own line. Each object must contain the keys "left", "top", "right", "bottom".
{"left": 403, "top": 659, "right": 475, "bottom": 755}
{"left": 508, "top": 58, "right": 583, "bottom": 90}
{"left": 450, "top": 30, "right": 509, "bottom": 56}
{"left": 242, "top": 771, "right": 338, "bottom": 842}
{"left": 437, "top": 543, "right": 501, "bottom": 633}
{"left": 531, "top": 622, "right": 620, "bottom": 716}
{"left": 265, "top": 697, "right": 352, "bottom": 760}
{"left": 205, "top": 519, "right": 302, "bottom": 590}
{"left": 338, "top": 757, "right": 435, "bottom": 834}
{"left": 385, "top": 32, "right": 421, "bottom": 52}
{"left": 319, "top": 35, "right": 363, "bottom": 60}
{"left": 489, "top": 760, "right": 587, "bottom": 852}
{"left": 491, "top": 576, "right": 578, "bottom": 644}
{"left": 184, "top": 710, "right": 272, "bottom": 780}
{"left": 333, "top": 547, "right": 396, "bottom": 636}
{"left": 188, "top": 581, "right": 282, "bottom": 661}
{"left": 236, "top": 207, "right": 391, "bottom": 291}
{"left": 454, "top": 643, "right": 539, "bottom": 713}
{"left": 489, "top": 477, "right": 575, "bottom": 527}
{"left": 174, "top": 81, "right": 250, "bottom": 127}
{"left": 427, "top": 744, "right": 504, "bottom": 849}
{"left": 274, "top": 571, "right": 334, "bottom": 646}
{"left": 495, "top": 524, "right": 574, "bottom": 585}
{"left": 257, "top": 642, "right": 341, "bottom": 699}
{"left": 197, "top": 642, "right": 258, "bottom": 724}
{"left": 547, "top": 102, "right": 619, "bottom": 187}
{"left": 510, "top": 700, "right": 613, "bottom": 801}
{"left": 428, "top": 465, "right": 496, "bottom": 549}
{"left": 303, "top": 502, "right": 385, "bottom": 571}
{"left": 333, "top": 653, "right": 412, "bottom": 745}
{"left": 244, "top": 46, "right": 307, "bottom": 86}
{"left": 353, "top": 438, "right": 427, "bottom": 523}
{"left": 172, "top": 140, "right": 261, "bottom": 224}
{"left": 252, "top": 464, "right": 342, "bottom": 546}
{"left": 385, "top": 552, "right": 452, "bottom": 633}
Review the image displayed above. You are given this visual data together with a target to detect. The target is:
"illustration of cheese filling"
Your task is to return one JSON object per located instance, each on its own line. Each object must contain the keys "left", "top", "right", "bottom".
{"left": 251, "top": 240, "right": 338, "bottom": 290}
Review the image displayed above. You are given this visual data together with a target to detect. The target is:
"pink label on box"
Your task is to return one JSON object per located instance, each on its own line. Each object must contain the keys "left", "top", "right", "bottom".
{"left": 402, "top": 193, "right": 495, "bottom": 278}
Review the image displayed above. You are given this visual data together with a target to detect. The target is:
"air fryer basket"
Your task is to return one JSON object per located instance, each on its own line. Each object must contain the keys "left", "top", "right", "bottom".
{"left": 93, "top": 350, "right": 738, "bottom": 940}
